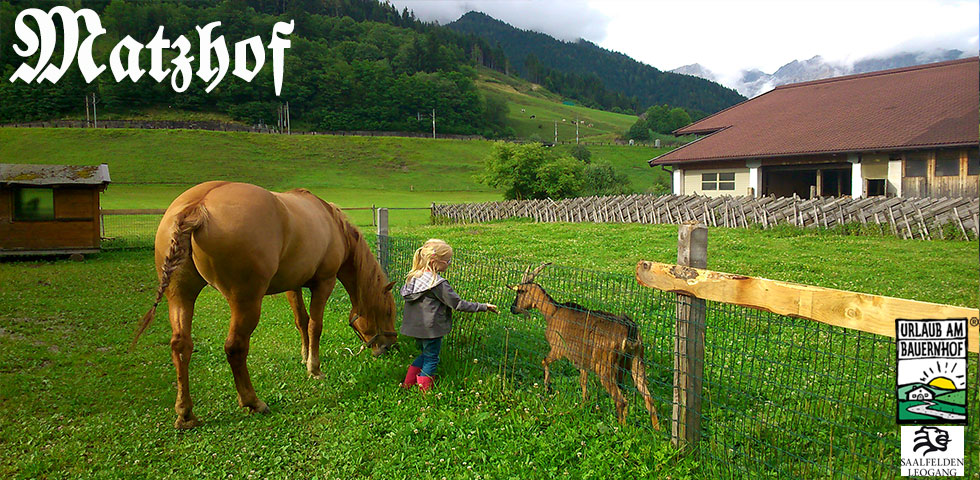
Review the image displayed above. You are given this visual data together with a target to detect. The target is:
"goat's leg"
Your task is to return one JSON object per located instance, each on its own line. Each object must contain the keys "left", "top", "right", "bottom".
{"left": 598, "top": 374, "right": 628, "bottom": 425}
{"left": 541, "top": 349, "right": 559, "bottom": 394}
{"left": 630, "top": 354, "right": 661, "bottom": 431}
{"left": 578, "top": 370, "right": 589, "bottom": 401}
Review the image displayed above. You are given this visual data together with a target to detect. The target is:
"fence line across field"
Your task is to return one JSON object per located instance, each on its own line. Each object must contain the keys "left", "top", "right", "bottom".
{"left": 432, "top": 193, "right": 980, "bottom": 240}
{"left": 99, "top": 206, "right": 431, "bottom": 249}
{"left": 374, "top": 213, "right": 978, "bottom": 478}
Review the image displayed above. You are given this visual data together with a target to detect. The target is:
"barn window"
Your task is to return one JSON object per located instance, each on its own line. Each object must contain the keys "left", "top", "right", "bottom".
{"left": 718, "top": 172, "right": 735, "bottom": 191}
{"left": 701, "top": 173, "right": 718, "bottom": 190}
{"left": 12, "top": 187, "right": 55, "bottom": 221}
{"left": 935, "top": 150, "right": 960, "bottom": 177}
{"left": 904, "top": 153, "right": 928, "bottom": 177}
{"left": 968, "top": 149, "right": 979, "bottom": 176}
{"left": 702, "top": 172, "right": 735, "bottom": 191}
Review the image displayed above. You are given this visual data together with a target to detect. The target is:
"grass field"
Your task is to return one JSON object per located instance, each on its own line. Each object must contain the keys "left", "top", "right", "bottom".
{"left": 2, "top": 125, "right": 978, "bottom": 478}
{"left": 1, "top": 221, "right": 976, "bottom": 478}
{"left": 477, "top": 69, "right": 637, "bottom": 142}
{"left": 0, "top": 127, "right": 671, "bottom": 225}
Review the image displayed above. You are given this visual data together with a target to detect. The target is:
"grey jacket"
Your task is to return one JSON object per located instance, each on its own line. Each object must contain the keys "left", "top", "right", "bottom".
{"left": 400, "top": 272, "right": 487, "bottom": 338}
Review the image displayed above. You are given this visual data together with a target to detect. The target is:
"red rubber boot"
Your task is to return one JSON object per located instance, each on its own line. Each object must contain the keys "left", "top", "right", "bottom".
{"left": 417, "top": 375, "right": 434, "bottom": 393}
{"left": 401, "top": 366, "right": 421, "bottom": 389}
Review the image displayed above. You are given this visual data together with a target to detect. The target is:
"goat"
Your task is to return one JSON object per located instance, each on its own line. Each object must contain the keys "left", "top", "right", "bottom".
{"left": 508, "top": 264, "right": 661, "bottom": 430}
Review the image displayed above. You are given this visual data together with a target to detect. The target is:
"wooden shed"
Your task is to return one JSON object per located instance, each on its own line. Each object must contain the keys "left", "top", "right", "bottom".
{"left": 0, "top": 163, "right": 111, "bottom": 256}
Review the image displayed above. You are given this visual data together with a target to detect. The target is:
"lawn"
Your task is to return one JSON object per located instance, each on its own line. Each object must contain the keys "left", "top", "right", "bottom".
{"left": 2, "top": 127, "right": 978, "bottom": 478}
{"left": 1, "top": 220, "right": 977, "bottom": 478}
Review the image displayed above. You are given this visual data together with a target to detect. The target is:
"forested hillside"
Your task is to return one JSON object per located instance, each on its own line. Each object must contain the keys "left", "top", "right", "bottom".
{"left": 448, "top": 11, "right": 745, "bottom": 115}
{"left": 0, "top": 0, "right": 512, "bottom": 136}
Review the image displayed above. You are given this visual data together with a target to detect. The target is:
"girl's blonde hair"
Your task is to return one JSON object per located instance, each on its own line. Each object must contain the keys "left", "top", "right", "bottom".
{"left": 406, "top": 238, "right": 453, "bottom": 282}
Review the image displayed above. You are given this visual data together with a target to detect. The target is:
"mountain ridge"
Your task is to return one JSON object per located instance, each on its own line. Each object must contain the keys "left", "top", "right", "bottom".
{"left": 672, "top": 49, "right": 970, "bottom": 97}
{"left": 447, "top": 11, "right": 745, "bottom": 114}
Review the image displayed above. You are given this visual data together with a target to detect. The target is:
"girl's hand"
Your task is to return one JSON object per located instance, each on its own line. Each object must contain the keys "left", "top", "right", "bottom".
{"left": 486, "top": 304, "right": 499, "bottom": 314}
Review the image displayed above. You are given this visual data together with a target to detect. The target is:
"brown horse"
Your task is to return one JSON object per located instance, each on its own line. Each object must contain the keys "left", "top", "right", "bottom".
{"left": 132, "top": 181, "right": 397, "bottom": 429}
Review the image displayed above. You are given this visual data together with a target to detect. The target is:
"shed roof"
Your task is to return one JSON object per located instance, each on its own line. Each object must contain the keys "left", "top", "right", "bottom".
{"left": 0, "top": 163, "right": 111, "bottom": 186}
{"left": 651, "top": 57, "right": 980, "bottom": 166}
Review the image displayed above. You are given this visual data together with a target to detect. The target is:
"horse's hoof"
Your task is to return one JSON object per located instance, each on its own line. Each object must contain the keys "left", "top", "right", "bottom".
{"left": 175, "top": 415, "right": 201, "bottom": 429}
{"left": 248, "top": 401, "right": 270, "bottom": 414}
{"left": 308, "top": 371, "right": 324, "bottom": 380}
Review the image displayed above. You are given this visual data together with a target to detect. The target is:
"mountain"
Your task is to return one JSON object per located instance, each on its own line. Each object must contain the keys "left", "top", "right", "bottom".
{"left": 670, "top": 64, "right": 719, "bottom": 83}
{"left": 672, "top": 49, "right": 970, "bottom": 98}
{"left": 446, "top": 11, "right": 745, "bottom": 115}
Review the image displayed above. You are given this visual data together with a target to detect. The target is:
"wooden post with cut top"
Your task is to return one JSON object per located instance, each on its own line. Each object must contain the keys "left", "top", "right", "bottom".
{"left": 674, "top": 221, "right": 707, "bottom": 448}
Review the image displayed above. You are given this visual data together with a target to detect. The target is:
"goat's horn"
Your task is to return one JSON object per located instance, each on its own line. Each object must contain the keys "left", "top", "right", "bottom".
{"left": 521, "top": 265, "right": 533, "bottom": 283}
{"left": 529, "top": 262, "right": 552, "bottom": 279}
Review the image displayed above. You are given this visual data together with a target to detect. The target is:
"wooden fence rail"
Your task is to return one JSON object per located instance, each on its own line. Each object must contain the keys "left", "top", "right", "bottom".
{"left": 432, "top": 194, "right": 980, "bottom": 240}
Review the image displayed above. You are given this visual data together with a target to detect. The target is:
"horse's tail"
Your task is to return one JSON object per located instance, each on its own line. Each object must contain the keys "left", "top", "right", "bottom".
{"left": 130, "top": 203, "right": 209, "bottom": 352}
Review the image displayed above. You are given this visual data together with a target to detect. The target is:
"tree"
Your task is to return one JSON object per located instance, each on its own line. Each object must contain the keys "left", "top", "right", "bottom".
{"left": 666, "top": 107, "right": 692, "bottom": 132}
{"left": 582, "top": 160, "right": 632, "bottom": 196}
{"left": 569, "top": 144, "right": 591, "bottom": 164}
{"left": 479, "top": 142, "right": 550, "bottom": 200}
{"left": 536, "top": 157, "right": 585, "bottom": 199}
{"left": 479, "top": 142, "right": 588, "bottom": 200}
{"left": 627, "top": 119, "right": 651, "bottom": 141}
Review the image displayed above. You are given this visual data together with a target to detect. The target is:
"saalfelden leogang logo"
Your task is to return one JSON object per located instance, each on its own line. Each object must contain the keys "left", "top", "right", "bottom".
{"left": 896, "top": 318, "right": 968, "bottom": 425}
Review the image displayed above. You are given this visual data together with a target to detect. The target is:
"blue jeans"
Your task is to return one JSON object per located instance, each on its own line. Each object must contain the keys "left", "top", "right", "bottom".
{"left": 411, "top": 337, "right": 443, "bottom": 378}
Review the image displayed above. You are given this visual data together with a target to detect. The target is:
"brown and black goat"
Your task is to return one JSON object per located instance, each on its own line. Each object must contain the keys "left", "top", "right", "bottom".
{"left": 508, "top": 264, "right": 661, "bottom": 430}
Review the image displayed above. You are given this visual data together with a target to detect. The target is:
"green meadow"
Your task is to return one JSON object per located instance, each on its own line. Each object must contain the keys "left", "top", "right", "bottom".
{"left": 1, "top": 127, "right": 978, "bottom": 478}
{"left": 0, "top": 127, "right": 670, "bottom": 226}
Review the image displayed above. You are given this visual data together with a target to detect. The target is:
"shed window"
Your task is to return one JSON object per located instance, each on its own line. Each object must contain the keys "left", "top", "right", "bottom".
{"left": 905, "top": 153, "right": 928, "bottom": 177}
{"left": 13, "top": 187, "right": 55, "bottom": 221}
{"left": 968, "top": 150, "right": 979, "bottom": 176}
{"left": 702, "top": 172, "right": 735, "bottom": 191}
{"left": 935, "top": 150, "right": 960, "bottom": 177}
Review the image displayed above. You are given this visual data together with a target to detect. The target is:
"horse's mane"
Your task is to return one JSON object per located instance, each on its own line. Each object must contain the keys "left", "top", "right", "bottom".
{"left": 313, "top": 196, "right": 391, "bottom": 316}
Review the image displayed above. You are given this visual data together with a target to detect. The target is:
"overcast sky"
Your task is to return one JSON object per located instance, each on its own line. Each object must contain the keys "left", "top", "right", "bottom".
{"left": 387, "top": 0, "right": 979, "bottom": 87}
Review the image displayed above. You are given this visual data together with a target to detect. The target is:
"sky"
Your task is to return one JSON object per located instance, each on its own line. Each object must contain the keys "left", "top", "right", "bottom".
{"left": 386, "top": 0, "right": 979, "bottom": 88}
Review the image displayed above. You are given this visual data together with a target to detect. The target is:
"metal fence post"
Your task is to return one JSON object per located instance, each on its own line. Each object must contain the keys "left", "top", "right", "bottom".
{"left": 673, "top": 221, "right": 707, "bottom": 448}
{"left": 377, "top": 208, "right": 389, "bottom": 276}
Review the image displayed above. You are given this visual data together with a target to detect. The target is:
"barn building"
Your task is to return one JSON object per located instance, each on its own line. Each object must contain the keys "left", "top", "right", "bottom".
{"left": 650, "top": 57, "right": 979, "bottom": 199}
{"left": 0, "top": 164, "right": 111, "bottom": 257}
{"left": 906, "top": 387, "right": 934, "bottom": 401}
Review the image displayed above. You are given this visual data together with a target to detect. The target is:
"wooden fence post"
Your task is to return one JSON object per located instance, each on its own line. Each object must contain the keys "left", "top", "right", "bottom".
{"left": 377, "top": 208, "right": 389, "bottom": 275}
{"left": 673, "top": 221, "right": 707, "bottom": 449}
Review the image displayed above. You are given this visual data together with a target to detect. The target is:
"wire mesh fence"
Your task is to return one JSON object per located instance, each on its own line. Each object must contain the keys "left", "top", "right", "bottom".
{"left": 380, "top": 234, "right": 979, "bottom": 478}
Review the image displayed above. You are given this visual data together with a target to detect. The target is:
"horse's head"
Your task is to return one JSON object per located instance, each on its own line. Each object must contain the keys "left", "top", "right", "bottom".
{"left": 507, "top": 263, "right": 551, "bottom": 314}
{"left": 348, "top": 281, "right": 398, "bottom": 356}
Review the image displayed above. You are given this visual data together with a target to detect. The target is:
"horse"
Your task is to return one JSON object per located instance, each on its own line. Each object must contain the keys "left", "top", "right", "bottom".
{"left": 132, "top": 181, "right": 397, "bottom": 429}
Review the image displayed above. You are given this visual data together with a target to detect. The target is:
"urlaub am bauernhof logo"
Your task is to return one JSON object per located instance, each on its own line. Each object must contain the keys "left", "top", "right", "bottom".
{"left": 896, "top": 318, "right": 967, "bottom": 477}
{"left": 896, "top": 318, "right": 968, "bottom": 424}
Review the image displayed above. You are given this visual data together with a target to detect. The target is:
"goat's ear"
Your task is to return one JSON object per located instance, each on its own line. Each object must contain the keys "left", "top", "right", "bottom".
{"left": 384, "top": 281, "right": 396, "bottom": 292}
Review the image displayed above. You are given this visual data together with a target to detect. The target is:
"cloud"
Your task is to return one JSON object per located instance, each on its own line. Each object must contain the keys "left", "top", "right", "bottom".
{"left": 388, "top": 0, "right": 610, "bottom": 42}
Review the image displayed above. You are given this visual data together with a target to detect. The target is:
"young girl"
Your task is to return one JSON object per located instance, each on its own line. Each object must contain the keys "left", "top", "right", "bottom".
{"left": 399, "top": 238, "right": 498, "bottom": 392}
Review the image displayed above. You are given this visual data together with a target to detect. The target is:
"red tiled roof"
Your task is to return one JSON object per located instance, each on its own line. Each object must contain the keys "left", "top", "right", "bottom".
{"left": 651, "top": 57, "right": 980, "bottom": 165}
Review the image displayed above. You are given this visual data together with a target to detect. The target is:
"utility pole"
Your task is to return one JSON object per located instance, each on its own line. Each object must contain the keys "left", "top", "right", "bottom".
{"left": 554, "top": 120, "right": 558, "bottom": 144}
{"left": 91, "top": 93, "right": 99, "bottom": 128}
{"left": 286, "top": 101, "right": 290, "bottom": 135}
{"left": 85, "top": 95, "right": 90, "bottom": 127}
{"left": 432, "top": 108, "right": 436, "bottom": 139}
{"left": 576, "top": 116, "right": 579, "bottom": 144}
